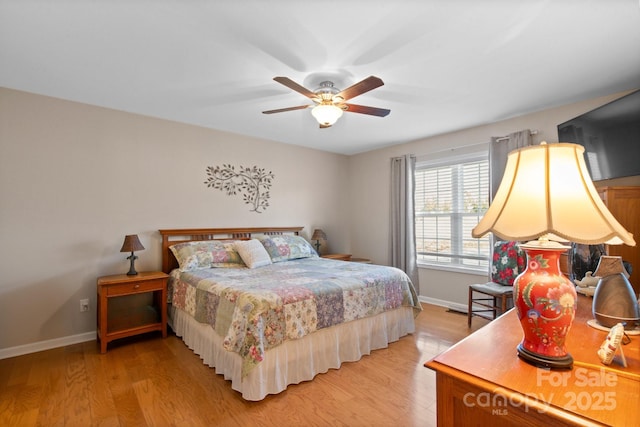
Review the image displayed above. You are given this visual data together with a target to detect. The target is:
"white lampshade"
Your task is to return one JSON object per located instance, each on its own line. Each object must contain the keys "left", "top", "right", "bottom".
{"left": 472, "top": 142, "right": 635, "bottom": 246}
{"left": 311, "top": 104, "right": 343, "bottom": 126}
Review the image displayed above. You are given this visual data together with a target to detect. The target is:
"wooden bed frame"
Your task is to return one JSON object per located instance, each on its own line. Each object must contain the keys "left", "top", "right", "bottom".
{"left": 159, "top": 226, "right": 303, "bottom": 273}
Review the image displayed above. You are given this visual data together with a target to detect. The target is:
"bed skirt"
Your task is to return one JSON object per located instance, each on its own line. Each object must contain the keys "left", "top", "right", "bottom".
{"left": 169, "top": 304, "right": 416, "bottom": 401}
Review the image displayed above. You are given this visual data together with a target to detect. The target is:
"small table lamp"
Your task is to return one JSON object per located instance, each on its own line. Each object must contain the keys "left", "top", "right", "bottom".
{"left": 311, "top": 229, "right": 327, "bottom": 254}
{"left": 472, "top": 142, "right": 635, "bottom": 369}
{"left": 120, "top": 234, "right": 145, "bottom": 276}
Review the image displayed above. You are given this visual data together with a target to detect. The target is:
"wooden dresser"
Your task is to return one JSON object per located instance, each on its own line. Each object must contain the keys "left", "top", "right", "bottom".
{"left": 425, "top": 295, "right": 639, "bottom": 426}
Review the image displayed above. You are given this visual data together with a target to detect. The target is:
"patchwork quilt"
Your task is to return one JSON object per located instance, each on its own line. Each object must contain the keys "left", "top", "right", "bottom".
{"left": 169, "top": 257, "right": 421, "bottom": 376}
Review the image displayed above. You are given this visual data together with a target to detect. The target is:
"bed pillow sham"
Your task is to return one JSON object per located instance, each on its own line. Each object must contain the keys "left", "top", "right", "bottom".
{"left": 258, "top": 235, "right": 318, "bottom": 263}
{"left": 234, "top": 239, "right": 273, "bottom": 269}
{"left": 169, "top": 240, "right": 245, "bottom": 271}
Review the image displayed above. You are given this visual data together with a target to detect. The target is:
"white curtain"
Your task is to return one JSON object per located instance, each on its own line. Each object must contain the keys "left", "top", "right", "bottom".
{"left": 390, "top": 154, "right": 419, "bottom": 293}
{"left": 489, "top": 129, "right": 534, "bottom": 200}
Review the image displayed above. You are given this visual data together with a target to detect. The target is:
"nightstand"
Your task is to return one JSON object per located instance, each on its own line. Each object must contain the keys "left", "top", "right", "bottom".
{"left": 321, "top": 253, "right": 352, "bottom": 261}
{"left": 321, "top": 254, "right": 372, "bottom": 263}
{"left": 97, "top": 271, "right": 168, "bottom": 353}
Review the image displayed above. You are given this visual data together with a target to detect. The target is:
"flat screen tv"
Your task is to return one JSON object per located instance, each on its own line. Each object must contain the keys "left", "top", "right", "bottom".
{"left": 557, "top": 90, "right": 640, "bottom": 181}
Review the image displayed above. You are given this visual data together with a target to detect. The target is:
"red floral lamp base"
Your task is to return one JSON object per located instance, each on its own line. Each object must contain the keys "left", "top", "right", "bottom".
{"left": 513, "top": 244, "right": 577, "bottom": 369}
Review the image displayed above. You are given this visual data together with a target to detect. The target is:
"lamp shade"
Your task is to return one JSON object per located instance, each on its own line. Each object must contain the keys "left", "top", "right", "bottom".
{"left": 120, "top": 234, "right": 145, "bottom": 252}
{"left": 311, "top": 229, "right": 327, "bottom": 241}
{"left": 311, "top": 104, "right": 343, "bottom": 126}
{"left": 472, "top": 142, "right": 635, "bottom": 246}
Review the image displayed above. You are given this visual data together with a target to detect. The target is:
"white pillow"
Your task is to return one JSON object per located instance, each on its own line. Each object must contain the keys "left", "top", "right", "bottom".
{"left": 234, "top": 239, "right": 272, "bottom": 269}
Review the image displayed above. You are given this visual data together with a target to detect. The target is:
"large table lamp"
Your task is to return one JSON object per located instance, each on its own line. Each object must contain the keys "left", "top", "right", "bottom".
{"left": 472, "top": 142, "right": 635, "bottom": 369}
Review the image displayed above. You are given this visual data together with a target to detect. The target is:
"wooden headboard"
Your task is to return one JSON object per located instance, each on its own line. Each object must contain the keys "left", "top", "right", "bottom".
{"left": 158, "top": 227, "right": 304, "bottom": 273}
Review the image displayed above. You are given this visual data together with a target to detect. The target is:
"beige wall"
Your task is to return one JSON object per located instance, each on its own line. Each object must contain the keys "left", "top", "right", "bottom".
{"left": 348, "top": 90, "right": 640, "bottom": 309}
{"left": 0, "top": 88, "right": 350, "bottom": 353}
{"left": 2, "top": 86, "right": 638, "bottom": 354}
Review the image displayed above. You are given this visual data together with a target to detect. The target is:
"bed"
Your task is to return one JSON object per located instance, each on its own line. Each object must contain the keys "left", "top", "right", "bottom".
{"left": 159, "top": 227, "right": 422, "bottom": 401}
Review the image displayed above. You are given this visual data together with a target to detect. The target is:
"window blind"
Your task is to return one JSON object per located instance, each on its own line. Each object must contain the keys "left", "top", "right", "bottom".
{"left": 415, "top": 155, "right": 491, "bottom": 270}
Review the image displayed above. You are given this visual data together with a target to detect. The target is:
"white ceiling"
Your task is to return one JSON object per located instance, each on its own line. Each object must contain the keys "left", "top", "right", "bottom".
{"left": 1, "top": 1, "right": 639, "bottom": 155}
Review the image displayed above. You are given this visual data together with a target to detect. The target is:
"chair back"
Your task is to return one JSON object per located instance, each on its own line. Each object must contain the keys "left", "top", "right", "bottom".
{"left": 491, "top": 240, "right": 526, "bottom": 286}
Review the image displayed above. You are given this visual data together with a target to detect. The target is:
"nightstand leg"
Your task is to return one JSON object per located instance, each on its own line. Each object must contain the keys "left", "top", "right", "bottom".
{"left": 99, "top": 293, "right": 108, "bottom": 353}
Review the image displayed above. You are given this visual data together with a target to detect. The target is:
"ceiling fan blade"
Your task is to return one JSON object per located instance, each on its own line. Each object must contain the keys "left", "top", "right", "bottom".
{"left": 336, "top": 76, "right": 384, "bottom": 101}
{"left": 262, "top": 105, "right": 311, "bottom": 114}
{"left": 273, "top": 76, "right": 317, "bottom": 99}
{"left": 343, "top": 103, "right": 390, "bottom": 117}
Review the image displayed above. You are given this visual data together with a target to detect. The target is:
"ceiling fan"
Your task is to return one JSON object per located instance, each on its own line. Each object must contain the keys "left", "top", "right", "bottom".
{"left": 262, "top": 75, "right": 390, "bottom": 128}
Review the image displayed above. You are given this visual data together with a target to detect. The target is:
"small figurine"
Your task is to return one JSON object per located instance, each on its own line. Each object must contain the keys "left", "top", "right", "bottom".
{"left": 597, "top": 322, "right": 627, "bottom": 367}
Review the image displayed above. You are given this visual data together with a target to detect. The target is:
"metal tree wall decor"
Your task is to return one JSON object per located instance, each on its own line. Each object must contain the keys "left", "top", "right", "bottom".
{"left": 204, "top": 164, "right": 275, "bottom": 213}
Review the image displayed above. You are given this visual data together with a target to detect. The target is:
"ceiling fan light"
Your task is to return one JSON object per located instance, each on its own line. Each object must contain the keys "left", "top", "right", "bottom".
{"left": 311, "top": 104, "right": 343, "bottom": 126}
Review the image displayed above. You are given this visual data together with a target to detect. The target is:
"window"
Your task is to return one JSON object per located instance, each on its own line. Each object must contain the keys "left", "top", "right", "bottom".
{"left": 415, "top": 153, "right": 491, "bottom": 272}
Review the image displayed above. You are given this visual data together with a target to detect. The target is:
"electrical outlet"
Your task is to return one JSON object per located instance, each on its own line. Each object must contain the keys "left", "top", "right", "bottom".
{"left": 80, "top": 299, "right": 90, "bottom": 312}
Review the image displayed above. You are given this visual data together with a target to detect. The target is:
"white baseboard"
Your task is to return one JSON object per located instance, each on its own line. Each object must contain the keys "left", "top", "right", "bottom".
{"left": 419, "top": 295, "right": 468, "bottom": 313}
{"left": 0, "top": 331, "right": 96, "bottom": 360}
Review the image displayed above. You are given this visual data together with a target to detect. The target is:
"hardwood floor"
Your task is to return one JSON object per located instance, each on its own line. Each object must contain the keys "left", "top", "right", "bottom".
{"left": 0, "top": 303, "right": 489, "bottom": 427}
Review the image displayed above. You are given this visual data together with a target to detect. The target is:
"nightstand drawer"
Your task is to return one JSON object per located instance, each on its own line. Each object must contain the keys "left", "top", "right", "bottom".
{"left": 106, "top": 278, "right": 164, "bottom": 296}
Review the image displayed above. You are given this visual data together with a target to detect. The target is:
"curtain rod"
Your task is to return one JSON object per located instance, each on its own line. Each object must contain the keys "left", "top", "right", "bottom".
{"left": 413, "top": 129, "right": 539, "bottom": 159}
{"left": 495, "top": 129, "right": 538, "bottom": 142}
{"left": 413, "top": 141, "right": 488, "bottom": 159}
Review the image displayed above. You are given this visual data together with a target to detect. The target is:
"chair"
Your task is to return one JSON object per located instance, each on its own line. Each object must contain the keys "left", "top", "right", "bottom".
{"left": 468, "top": 240, "right": 526, "bottom": 327}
